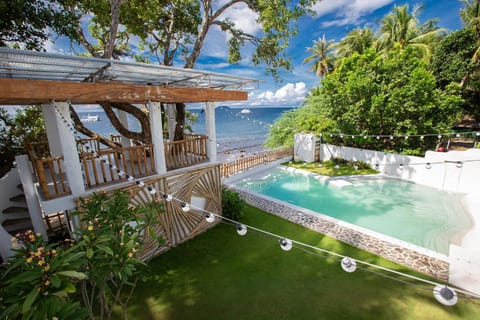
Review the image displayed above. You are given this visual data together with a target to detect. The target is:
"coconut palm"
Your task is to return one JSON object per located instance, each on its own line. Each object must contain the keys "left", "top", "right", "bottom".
{"left": 379, "top": 4, "right": 445, "bottom": 61}
{"left": 303, "top": 34, "right": 336, "bottom": 77}
{"left": 335, "top": 27, "right": 377, "bottom": 59}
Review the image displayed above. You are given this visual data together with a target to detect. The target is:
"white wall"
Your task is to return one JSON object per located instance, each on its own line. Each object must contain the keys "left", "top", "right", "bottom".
{"left": 294, "top": 133, "right": 317, "bottom": 162}
{"left": 319, "top": 143, "right": 480, "bottom": 193}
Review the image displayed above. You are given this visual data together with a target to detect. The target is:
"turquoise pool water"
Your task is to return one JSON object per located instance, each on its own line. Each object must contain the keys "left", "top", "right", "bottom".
{"left": 235, "top": 168, "right": 473, "bottom": 254}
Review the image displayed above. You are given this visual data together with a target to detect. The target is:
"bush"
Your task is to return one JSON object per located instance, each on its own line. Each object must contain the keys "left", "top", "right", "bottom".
{"left": 222, "top": 188, "right": 245, "bottom": 221}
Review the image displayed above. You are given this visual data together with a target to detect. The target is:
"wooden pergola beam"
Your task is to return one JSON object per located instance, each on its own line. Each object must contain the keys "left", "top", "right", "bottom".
{"left": 0, "top": 78, "right": 248, "bottom": 105}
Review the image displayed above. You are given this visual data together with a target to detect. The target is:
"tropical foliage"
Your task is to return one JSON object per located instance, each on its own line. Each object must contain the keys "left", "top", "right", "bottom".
{"left": 0, "top": 191, "right": 163, "bottom": 320}
{"left": 268, "top": 3, "right": 470, "bottom": 153}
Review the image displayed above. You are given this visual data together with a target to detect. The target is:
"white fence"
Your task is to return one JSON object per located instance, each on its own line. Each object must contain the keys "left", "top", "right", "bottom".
{"left": 319, "top": 143, "right": 480, "bottom": 193}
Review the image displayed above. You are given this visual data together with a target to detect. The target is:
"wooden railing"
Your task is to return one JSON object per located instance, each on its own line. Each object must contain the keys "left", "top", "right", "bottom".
{"left": 165, "top": 134, "right": 209, "bottom": 170}
{"left": 220, "top": 147, "right": 293, "bottom": 177}
{"left": 80, "top": 144, "right": 155, "bottom": 188}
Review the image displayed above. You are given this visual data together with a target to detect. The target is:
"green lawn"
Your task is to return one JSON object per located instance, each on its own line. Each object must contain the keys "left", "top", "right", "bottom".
{"left": 124, "top": 206, "right": 480, "bottom": 320}
{"left": 284, "top": 160, "right": 378, "bottom": 176}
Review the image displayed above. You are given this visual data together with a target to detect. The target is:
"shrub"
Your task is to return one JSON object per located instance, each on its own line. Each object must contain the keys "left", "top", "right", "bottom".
{"left": 222, "top": 188, "right": 245, "bottom": 221}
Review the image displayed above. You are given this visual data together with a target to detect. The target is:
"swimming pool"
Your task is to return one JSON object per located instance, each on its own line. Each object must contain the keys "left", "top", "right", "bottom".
{"left": 235, "top": 167, "right": 473, "bottom": 255}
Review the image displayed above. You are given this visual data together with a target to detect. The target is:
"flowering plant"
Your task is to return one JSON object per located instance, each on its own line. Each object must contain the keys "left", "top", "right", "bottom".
{"left": 0, "top": 230, "right": 88, "bottom": 320}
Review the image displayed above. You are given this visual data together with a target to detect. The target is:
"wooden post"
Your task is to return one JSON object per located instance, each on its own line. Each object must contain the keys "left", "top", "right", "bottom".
{"left": 148, "top": 101, "right": 167, "bottom": 174}
{"left": 205, "top": 102, "right": 217, "bottom": 162}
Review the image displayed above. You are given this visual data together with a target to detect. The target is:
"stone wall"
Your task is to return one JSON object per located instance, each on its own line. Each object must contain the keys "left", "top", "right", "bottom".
{"left": 231, "top": 185, "right": 450, "bottom": 281}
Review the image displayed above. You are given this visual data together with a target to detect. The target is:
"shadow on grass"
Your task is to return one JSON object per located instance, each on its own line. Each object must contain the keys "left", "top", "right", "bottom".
{"left": 122, "top": 206, "right": 480, "bottom": 320}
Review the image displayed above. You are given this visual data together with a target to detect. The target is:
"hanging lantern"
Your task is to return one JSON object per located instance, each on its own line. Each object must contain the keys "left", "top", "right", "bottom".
{"left": 341, "top": 257, "right": 357, "bottom": 273}
{"left": 236, "top": 224, "right": 248, "bottom": 236}
{"left": 279, "top": 238, "right": 293, "bottom": 251}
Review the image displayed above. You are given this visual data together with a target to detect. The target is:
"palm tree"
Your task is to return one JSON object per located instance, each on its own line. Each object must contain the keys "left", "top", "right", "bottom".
{"left": 334, "top": 27, "right": 381, "bottom": 60}
{"left": 379, "top": 4, "right": 445, "bottom": 61}
{"left": 303, "top": 34, "right": 335, "bottom": 77}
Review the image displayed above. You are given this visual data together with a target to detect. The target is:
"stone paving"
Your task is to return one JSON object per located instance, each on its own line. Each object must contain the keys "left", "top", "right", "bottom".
{"left": 229, "top": 185, "right": 450, "bottom": 281}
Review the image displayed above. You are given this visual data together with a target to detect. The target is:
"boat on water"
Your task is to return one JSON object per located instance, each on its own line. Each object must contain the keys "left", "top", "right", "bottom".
{"left": 81, "top": 114, "right": 100, "bottom": 122}
{"left": 240, "top": 108, "right": 251, "bottom": 114}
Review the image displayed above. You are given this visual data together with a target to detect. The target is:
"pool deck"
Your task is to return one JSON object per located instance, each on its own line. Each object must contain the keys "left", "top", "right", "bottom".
{"left": 224, "top": 161, "right": 480, "bottom": 295}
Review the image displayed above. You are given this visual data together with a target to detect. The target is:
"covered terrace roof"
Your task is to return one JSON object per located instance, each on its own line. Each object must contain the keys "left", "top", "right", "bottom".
{"left": 0, "top": 48, "right": 258, "bottom": 105}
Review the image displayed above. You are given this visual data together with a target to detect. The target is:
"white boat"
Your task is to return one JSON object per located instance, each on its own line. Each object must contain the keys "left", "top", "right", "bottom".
{"left": 81, "top": 114, "right": 100, "bottom": 122}
{"left": 240, "top": 108, "right": 251, "bottom": 114}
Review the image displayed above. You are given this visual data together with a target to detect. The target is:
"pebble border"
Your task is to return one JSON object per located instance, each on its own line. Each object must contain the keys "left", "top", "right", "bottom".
{"left": 229, "top": 185, "right": 450, "bottom": 281}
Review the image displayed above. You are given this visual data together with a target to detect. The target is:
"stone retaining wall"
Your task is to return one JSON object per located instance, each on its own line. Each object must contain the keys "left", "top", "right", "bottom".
{"left": 231, "top": 186, "right": 449, "bottom": 281}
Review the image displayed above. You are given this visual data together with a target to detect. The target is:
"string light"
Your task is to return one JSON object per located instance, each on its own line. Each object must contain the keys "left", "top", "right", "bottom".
{"left": 279, "top": 238, "right": 293, "bottom": 251}
{"left": 53, "top": 104, "right": 477, "bottom": 305}
{"left": 320, "top": 131, "right": 480, "bottom": 140}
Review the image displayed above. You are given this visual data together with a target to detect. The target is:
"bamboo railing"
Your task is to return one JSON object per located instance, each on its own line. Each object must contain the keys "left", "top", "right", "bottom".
{"left": 220, "top": 147, "right": 293, "bottom": 177}
{"left": 80, "top": 144, "right": 156, "bottom": 188}
{"left": 164, "top": 134, "right": 209, "bottom": 170}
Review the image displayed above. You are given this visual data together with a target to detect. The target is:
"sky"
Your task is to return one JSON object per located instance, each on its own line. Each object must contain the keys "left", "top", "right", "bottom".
{"left": 48, "top": 0, "right": 465, "bottom": 108}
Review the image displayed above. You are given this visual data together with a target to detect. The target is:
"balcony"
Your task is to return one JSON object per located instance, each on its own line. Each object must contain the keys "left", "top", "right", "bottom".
{"left": 26, "top": 134, "right": 209, "bottom": 200}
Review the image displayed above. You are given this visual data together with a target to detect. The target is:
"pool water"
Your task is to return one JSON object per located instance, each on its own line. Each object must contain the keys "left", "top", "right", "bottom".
{"left": 236, "top": 167, "right": 473, "bottom": 254}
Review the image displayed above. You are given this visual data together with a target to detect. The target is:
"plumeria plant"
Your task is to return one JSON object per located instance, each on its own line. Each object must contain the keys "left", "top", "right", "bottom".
{"left": 73, "top": 190, "right": 163, "bottom": 320}
{"left": 0, "top": 230, "right": 88, "bottom": 320}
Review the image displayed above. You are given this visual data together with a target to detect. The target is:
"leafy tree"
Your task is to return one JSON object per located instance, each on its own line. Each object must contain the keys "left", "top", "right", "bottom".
{"left": 271, "top": 47, "right": 464, "bottom": 153}
{"left": 378, "top": 4, "right": 445, "bottom": 61}
{"left": 0, "top": 107, "right": 46, "bottom": 177}
{"left": 265, "top": 102, "right": 335, "bottom": 147}
{"left": 303, "top": 34, "right": 336, "bottom": 77}
{"left": 431, "top": 28, "right": 480, "bottom": 118}
{"left": 0, "top": 0, "right": 77, "bottom": 50}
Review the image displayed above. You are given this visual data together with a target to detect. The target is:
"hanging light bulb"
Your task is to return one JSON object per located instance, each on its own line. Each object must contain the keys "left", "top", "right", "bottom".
{"left": 376, "top": 136, "right": 380, "bottom": 140}
{"left": 438, "top": 134, "right": 442, "bottom": 139}
{"left": 147, "top": 186, "right": 156, "bottom": 195}
{"left": 181, "top": 202, "right": 190, "bottom": 212}
{"left": 334, "top": 164, "right": 340, "bottom": 169}
{"left": 405, "top": 136, "right": 409, "bottom": 140}
{"left": 279, "top": 238, "right": 293, "bottom": 251}
{"left": 433, "top": 285, "right": 458, "bottom": 306}
{"left": 375, "top": 163, "right": 379, "bottom": 169}
{"left": 136, "top": 180, "right": 145, "bottom": 187}
{"left": 456, "top": 133, "right": 461, "bottom": 138}
{"left": 205, "top": 213, "right": 215, "bottom": 223}
{"left": 111, "top": 165, "right": 117, "bottom": 170}
{"left": 127, "top": 175, "right": 135, "bottom": 182}
{"left": 163, "top": 194, "right": 173, "bottom": 201}
{"left": 420, "top": 135, "right": 424, "bottom": 140}
{"left": 426, "top": 162, "right": 432, "bottom": 169}
{"left": 341, "top": 256, "right": 357, "bottom": 273}
{"left": 390, "top": 136, "right": 394, "bottom": 140}
{"left": 456, "top": 161, "right": 463, "bottom": 168}
{"left": 353, "top": 165, "right": 359, "bottom": 170}
{"left": 399, "top": 164, "right": 404, "bottom": 170}
{"left": 351, "top": 135, "right": 355, "bottom": 139}
{"left": 340, "top": 134, "right": 344, "bottom": 138}
{"left": 476, "top": 132, "right": 480, "bottom": 136}
{"left": 118, "top": 170, "right": 125, "bottom": 177}
{"left": 330, "top": 134, "right": 333, "bottom": 137}
{"left": 363, "top": 135, "right": 367, "bottom": 139}
{"left": 236, "top": 224, "right": 247, "bottom": 236}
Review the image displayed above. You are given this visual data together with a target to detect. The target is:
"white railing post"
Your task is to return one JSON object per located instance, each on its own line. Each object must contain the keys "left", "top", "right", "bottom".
{"left": 205, "top": 102, "right": 217, "bottom": 162}
{"left": 148, "top": 101, "right": 167, "bottom": 174}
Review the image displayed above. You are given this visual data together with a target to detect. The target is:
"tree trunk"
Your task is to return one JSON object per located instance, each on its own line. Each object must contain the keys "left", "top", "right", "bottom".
{"left": 99, "top": 102, "right": 152, "bottom": 144}
{"left": 69, "top": 106, "right": 122, "bottom": 152}
{"left": 174, "top": 103, "right": 186, "bottom": 141}
{"left": 104, "top": 0, "right": 124, "bottom": 59}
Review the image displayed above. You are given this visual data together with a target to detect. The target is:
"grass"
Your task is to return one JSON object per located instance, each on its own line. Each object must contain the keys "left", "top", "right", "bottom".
{"left": 122, "top": 206, "right": 480, "bottom": 320}
{"left": 284, "top": 160, "right": 378, "bottom": 177}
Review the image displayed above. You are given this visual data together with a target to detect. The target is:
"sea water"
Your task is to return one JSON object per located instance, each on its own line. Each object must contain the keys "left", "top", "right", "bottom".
{"left": 76, "top": 106, "right": 293, "bottom": 160}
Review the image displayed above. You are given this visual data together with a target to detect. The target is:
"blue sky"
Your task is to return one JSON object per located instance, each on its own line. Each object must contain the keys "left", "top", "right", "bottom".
{"left": 47, "top": 0, "right": 465, "bottom": 108}
{"left": 192, "top": 0, "right": 465, "bottom": 107}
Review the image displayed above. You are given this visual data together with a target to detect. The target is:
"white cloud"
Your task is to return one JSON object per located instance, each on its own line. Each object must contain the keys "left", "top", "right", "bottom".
{"left": 249, "top": 82, "right": 307, "bottom": 106}
{"left": 218, "top": 2, "right": 261, "bottom": 35}
{"left": 312, "top": 0, "right": 394, "bottom": 26}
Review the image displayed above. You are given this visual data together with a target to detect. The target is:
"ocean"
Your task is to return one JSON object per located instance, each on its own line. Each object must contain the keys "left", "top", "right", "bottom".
{"left": 77, "top": 106, "right": 293, "bottom": 161}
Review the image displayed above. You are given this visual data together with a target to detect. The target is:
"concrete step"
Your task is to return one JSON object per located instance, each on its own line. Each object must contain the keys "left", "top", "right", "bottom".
{"left": 17, "top": 183, "right": 23, "bottom": 191}
{"left": 9, "top": 194, "right": 26, "bottom": 203}
{"left": 3, "top": 218, "right": 33, "bottom": 233}
{"left": 2, "top": 206, "right": 28, "bottom": 214}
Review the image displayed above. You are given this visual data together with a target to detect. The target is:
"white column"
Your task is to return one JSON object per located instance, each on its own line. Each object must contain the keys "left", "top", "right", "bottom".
{"left": 41, "top": 104, "right": 62, "bottom": 157}
{"left": 117, "top": 110, "right": 131, "bottom": 147}
{"left": 205, "top": 102, "right": 217, "bottom": 162}
{"left": 148, "top": 101, "right": 167, "bottom": 174}
{"left": 167, "top": 104, "right": 176, "bottom": 141}
{"left": 16, "top": 155, "right": 48, "bottom": 237}
{"left": 51, "top": 101, "right": 85, "bottom": 196}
